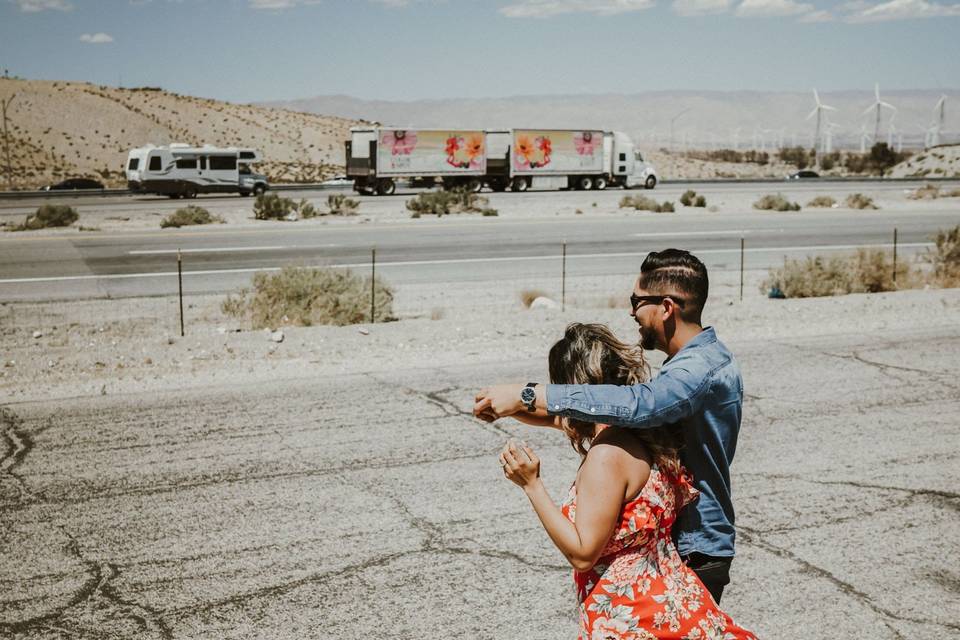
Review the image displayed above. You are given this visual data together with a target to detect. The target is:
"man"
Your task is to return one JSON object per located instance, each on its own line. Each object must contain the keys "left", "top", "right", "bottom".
{"left": 474, "top": 248, "right": 743, "bottom": 604}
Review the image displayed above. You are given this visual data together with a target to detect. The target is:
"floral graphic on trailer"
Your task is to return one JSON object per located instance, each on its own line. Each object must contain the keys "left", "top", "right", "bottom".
{"left": 444, "top": 133, "right": 485, "bottom": 169}
{"left": 513, "top": 133, "right": 553, "bottom": 170}
{"left": 381, "top": 130, "right": 418, "bottom": 155}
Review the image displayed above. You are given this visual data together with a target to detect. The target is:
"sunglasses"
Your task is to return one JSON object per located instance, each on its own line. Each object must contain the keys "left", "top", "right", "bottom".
{"left": 630, "top": 294, "right": 686, "bottom": 312}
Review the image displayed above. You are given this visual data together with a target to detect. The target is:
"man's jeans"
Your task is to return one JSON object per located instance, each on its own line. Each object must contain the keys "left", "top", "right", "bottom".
{"left": 684, "top": 552, "right": 732, "bottom": 604}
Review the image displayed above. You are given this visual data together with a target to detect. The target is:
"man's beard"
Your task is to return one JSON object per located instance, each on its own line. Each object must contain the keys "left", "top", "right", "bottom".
{"left": 639, "top": 327, "right": 656, "bottom": 351}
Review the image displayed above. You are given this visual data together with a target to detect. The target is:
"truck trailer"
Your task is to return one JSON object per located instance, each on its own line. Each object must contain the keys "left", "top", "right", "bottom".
{"left": 346, "top": 127, "right": 656, "bottom": 195}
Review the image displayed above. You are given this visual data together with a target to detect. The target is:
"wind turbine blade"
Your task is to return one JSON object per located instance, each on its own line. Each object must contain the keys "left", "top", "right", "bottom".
{"left": 880, "top": 102, "right": 895, "bottom": 110}
{"left": 822, "top": 104, "right": 837, "bottom": 111}
{"left": 806, "top": 107, "right": 819, "bottom": 120}
{"left": 862, "top": 105, "right": 876, "bottom": 117}
{"left": 813, "top": 88, "right": 821, "bottom": 106}
{"left": 875, "top": 83, "right": 880, "bottom": 101}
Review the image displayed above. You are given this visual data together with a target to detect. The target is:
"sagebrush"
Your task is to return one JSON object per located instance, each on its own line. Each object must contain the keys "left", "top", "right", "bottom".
{"left": 806, "top": 196, "right": 836, "bottom": 208}
{"left": 754, "top": 194, "right": 801, "bottom": 212}
{"left": 7, "top": 204, "right": 78, "bottom": 231}
{"left": 761, "top": 249, "right": 910, "bottom": 298}
{"left": 619, "top": 195, "right": 674, "bottom": 213}
{"left": 845, "top": 193, "right": 877, "bottom": 210}
{"left": 406, "top": 189, "right": 496, "bottom": 217}
{"left": 925, "top": 224, "right": 960, "bottom": 287}
{"left": 254, "top": 193, "right": 318, "bottom": 220}
{"left": 160, "top": 206, "right": 224, "bottom": 228}
{"left": 327, "top": 194, "right": 359, "bottom": 216}
{"left": 221, "top": 266, "right": 393, "bottom": 328}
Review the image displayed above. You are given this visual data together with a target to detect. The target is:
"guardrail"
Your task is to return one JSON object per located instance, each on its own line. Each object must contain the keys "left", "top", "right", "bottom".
{"left": 0, "top": 176, "right": 957, "bottom": 201}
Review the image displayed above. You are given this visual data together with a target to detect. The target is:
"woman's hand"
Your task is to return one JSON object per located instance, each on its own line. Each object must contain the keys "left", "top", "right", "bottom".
{"left": 500, "top": 440, "right": 541, "bottom": 490}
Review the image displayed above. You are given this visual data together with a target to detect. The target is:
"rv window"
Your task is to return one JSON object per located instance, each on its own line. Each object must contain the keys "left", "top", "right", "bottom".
{"left": 239, "top": 151, "right": 256, "bottom": 160}
{"left": 209, "top": 156, "right": 237, "bottom": 171}
{"left": 176, "top": 158, "right": 198, "bottom": 169}
{"left": 239, "top": 164, "right": 251, "bottom": 175}
{"left": 199, "top": 157, "right": 207, "bottom": 170}
{"left": 148, "top": 156, "right": 162, "bottom": 171}
{"left": 128, "top": 158, "right": 139, "bottom": 170}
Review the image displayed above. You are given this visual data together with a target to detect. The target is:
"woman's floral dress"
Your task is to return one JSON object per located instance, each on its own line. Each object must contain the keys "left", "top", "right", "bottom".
{"left": 561, "top": 460, "right": 758, "bottom": 640}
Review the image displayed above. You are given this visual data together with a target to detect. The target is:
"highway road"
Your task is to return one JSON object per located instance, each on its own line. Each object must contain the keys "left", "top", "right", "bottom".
{"left": 1, "top": 181, "right": 958, "bottom": 303}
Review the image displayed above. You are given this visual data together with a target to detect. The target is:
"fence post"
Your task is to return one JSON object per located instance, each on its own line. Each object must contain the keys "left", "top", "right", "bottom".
{"left": 739, "top": 237, "right": 745, "bottom": 302}
{"left": 892, "top": 228, "right": 898, "bottom": 285}
{"left": 177, "top": 249, "right": 185, "bottom": 337}
{"left": 370, "top": 247, "right": 376, "bottom": 323}
{"left": 562, "top": 240, "right": 566, "bottom": 313}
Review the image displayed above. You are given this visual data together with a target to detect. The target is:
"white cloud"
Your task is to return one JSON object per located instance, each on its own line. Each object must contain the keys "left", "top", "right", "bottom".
{"left": 672, "top": 0, "right": 732, "bottom": 15}
{"left": 799, "top": 7, "right": 834, "bottom": 19}
{"left": 248, "top": 0, "right": 322, "bottom": 9}
{"left": 11, "top": 0, "right": 72, "bottom": 12}
{"left": 499, "top": 0, "right": 655, "bottom": 18}
{"left": 79, "top": 32, "right": 114, "bottom": 44}
{"left": 844, "top": 0, "right": 960, "bottom": 20}
{"left": 735, "top": 0, "right": 814, "bottom": 16}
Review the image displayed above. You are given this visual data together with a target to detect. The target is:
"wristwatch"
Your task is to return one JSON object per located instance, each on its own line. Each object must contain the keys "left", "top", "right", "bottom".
{"left": 520, "top": 382, "right": 538, "bottom": 412}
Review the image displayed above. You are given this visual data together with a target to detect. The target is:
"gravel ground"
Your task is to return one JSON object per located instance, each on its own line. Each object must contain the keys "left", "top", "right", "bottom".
{"left": 2, "top": 282, "right": 959, "bottom": 639}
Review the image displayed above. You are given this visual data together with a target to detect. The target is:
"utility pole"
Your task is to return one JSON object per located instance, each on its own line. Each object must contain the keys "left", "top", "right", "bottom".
{"left": 1, "top": 93, "right": 15, "bottom": 191}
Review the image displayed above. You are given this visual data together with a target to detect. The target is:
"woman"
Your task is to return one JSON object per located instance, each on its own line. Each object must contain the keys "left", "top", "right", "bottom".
{"left": 499, "top": 323, "right": 757, "bottom": 639}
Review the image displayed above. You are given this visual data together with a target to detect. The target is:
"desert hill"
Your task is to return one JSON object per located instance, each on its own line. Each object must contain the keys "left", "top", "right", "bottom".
{"left": 0, "top": 78, "right": 362, "bottom": 189}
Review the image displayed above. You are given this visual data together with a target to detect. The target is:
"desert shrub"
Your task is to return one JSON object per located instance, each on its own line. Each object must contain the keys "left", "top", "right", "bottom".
{"left": 908, "top": 184, "right": 940, "bottom": 200}
{"left": 684, "top": 149, "right": 769, "bottom": 165}
{"left": 761, "top": 249, "right": 908, "bottom": 298}
{"left": 777, "top": 146, "right": 814, "bottom": 170}
{"left": 481, "top": 208, "right": 499, "bottom": 216}
{"left": 253, "top": 193, "right": 317, "bottom": 220}
{"left": 520, "top": 289, "right": 548, "bottom": 308}
{"left": 406, "top": 188, "right": 494, "bottom": 217}
{"left": 694, "top": 195, "right": 706, "bottom": 207}
{"left": 327, "top": 193, "right": 359, "bottom": 216}
{"left": 8, "top": 204, "right": 78, "bottom": 231}
{"left": 819, "top": 154, "right": 836, "bottom": 171}
{"left": 620, "top": 195, "right": 673, "bottom": 213}
{"left": 680, "top": 190, "right": 696, "bottom": 206}
{"left": 924, "top": 224, "right": 960, "bottom": 287}
{"left": 221, "top": 266, "right": 393, "bottom": 328}
{"left": 160, "top": 206, "right": 223, "bottom": 228}
{"left": 845, "top": 193, "right": 877, "bottom": 210}
{"left": 753, "top": 194, "right": 801, "bottom": 211}
{"left": 807, "top": 195, "right": 837, "bottom": 208}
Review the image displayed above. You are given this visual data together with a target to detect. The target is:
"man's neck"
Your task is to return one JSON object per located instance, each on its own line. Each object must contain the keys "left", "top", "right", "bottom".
{"left": 665, "top": 323, "right": 704, "bottom": 358}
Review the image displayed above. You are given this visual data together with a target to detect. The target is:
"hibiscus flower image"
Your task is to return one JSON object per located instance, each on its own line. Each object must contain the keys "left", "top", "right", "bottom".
{"left": 445, "top": 135, "right": 460, "bottom": 157}
{"left": 574, "top": 131, "right": 597, "bottom": 156}
{"left": 464, "top": 133, "right": 485, "bottom": 168}
{"left": 514, "top": 134, "right": 535, "bottom": 169}
{"left": 537, "top": 136, "right": 552, "bottom": 157}
{"left": 383, "top": 130, "right": 417, "bottom": 155}
{"left": 590, "top": 616, "right": 648, "bottom": 640}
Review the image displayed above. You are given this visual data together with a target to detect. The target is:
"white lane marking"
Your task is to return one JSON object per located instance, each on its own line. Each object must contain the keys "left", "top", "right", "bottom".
{"left": 128, "top": 245, "right": 337, "bottom": 255}
{"left": 632, "top": 230, "right": 779, "bottom": 238}
{"left": 0, "top": 242, "right": 934, "bottom": 285}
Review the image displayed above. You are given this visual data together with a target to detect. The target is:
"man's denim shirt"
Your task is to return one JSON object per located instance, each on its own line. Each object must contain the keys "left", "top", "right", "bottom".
{"left": 546, "top": 327, "right": 742, "bottom": 558}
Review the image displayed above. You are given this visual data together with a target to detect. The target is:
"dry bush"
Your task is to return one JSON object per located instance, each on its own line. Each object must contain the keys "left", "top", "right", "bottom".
{"left": 924, "top": 224, "right": 960, "bottom": 287}
{"left": 221, "top": 266, "right": 393, "bottom": 328}
{"left": 807, "top": 195, "right": 837, "bottom": 208}
{"left": 7, "top": 204, "right": 79, "bottom": 231}
{"left": 406, "top": 189, "right": 495, "bottom": 217}
{"left": 754, "top": 194, "right": 801, "bottom": 212}
{"left": 327, "top": 193, "right": 359, "bottom": 216}
{"left": 160, "top": 206, "right": 224, "bottom": 228}
{"left": 845, "top": 193, "right": 878, "bottom": 210}
{"left": 680, "top": 190, "right": 696, "bottom": 206}
{"left": 761, "top": 249, "right": 911, "bottom": 298}
{"left": 694, "top": 195, "right": 707, "bottom": 208}
{"left": 620, "top": 195, "right": 674, "bottom": 213}
{"left": 520, "top": 289, "right": 548, "bottom": 308}
{"left": 253, "top": 193, "right": 317, "bottom": 220}
{"left": 908, "top": 184, "right": 940, "bottom": 200}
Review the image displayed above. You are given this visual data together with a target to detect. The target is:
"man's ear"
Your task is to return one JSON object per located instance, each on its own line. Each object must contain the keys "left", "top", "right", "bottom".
{"left": 662, "top": 298, "right": 681, "bottom": 323}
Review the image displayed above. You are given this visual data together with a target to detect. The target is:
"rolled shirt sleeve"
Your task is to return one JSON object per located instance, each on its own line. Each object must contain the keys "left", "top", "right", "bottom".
{"left": 545, "top": 363, "right": 710, "bottom": 429}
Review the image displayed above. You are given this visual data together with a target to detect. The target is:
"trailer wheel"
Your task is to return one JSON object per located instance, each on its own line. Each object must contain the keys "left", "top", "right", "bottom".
{"left": 576, "top": 176, "right": 593, "bottom": 191}
{"left": 594, "top": 176, "right": 608, "bottom": 190}
{"left": 466, "top": 178, "right": 483, "bottom": 193}
{"left": 376, "top": 178, "right": 396, "bottom": 196}
{"left": 644, "top": 175, "right": 657, "bottom": 190}
{"left": 510, "top": 177, "right": 528, "bottom": 192}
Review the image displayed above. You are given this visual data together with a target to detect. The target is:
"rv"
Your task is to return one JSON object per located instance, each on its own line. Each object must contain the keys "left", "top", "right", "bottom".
{"left": 345, "top": 128, "right": 657, "bottom": 195}
{"left": 126, "top": 144, "right": 269, "bottom": 198}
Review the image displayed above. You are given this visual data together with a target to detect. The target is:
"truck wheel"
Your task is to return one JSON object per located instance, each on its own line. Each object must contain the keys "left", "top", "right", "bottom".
{"left": 466, "top": 178, "right": 482, "bottom": 193}
{"left": 376, "top": 179, "right": 396, "bottom": 196}
{"left": 594, "top": 176, "right": 608, "bottom": 190}
{"left": 577, "top": 176, "right": 593, "bottom": 191}
{"left": 644, "top": 175, "right": 657, "bottom": 190}
{"left": 510, "top": 177, "right": 528, "bottom": 192}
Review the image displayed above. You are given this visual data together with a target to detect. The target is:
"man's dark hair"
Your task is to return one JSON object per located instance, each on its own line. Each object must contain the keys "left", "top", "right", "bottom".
{"left": 638, "top": 249, "right": 709, "bottom": 324}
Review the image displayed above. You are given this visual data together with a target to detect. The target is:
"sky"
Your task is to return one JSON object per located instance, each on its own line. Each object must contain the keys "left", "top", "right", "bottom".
{"left": 1, "top": 0, "right": 958, "bottom": 103}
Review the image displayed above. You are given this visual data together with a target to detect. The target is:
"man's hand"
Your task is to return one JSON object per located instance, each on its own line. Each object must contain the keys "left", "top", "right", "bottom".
{"left": 473, "top": 383, "right": 526, "bottom": 422}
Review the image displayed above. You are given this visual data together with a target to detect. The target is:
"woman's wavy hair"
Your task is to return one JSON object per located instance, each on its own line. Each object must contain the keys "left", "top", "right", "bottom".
{"left": 548, "top": 323, "right": 682, "bottom": 465}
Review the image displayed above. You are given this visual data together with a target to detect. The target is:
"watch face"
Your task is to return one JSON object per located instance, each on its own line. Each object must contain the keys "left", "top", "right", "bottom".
{"left": 521, "top": 387, "right": 536, "bottom": 404}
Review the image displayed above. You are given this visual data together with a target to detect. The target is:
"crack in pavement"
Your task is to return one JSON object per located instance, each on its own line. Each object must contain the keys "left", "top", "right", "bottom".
{"left": 739, "top": 526, "right": 960, "bottom": 637}
{"left": 1, "top": 528, "right": 173, "bottom": 639}
{"left": 740, "top": 471, "right": 960, "bottom": 503}
{"left": 743, "top": 494, "right": 916, "bottom": 535}
{"left": 0, "top": 406, "right": 44, "bottom": 506}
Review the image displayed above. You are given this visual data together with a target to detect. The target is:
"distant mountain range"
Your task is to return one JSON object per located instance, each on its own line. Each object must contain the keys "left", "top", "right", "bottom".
{"left": 260, "top": 90, "right": 958, "bottom": 151}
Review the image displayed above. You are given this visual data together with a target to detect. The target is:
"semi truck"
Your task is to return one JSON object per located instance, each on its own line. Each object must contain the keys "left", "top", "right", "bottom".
{"left": 346, "top": 127, "right": 657, "bottom": 195}
{"left": 126, "top": 144, "right": 269, "bottom": 198}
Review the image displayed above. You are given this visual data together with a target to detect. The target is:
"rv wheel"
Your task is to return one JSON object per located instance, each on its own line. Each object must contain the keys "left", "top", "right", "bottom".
{"left": 644, "top": 175, "right": 657, "bottom": 190}
{"left": 252, "top": 184, "right": 266, "bottom": 197}
{"left": 594, "top": 176, "right": 608, "bottom": 190}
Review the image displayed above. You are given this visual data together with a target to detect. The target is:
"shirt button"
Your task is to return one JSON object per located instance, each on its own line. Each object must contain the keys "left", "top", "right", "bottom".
{"left": 554, "top": 405, "right": 560, "bottom": 410}
{"left": 590, "top": 407, "right": 596, "bottom": 413}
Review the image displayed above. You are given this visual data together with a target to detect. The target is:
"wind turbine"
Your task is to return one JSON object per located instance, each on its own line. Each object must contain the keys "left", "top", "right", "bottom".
{"left": 806, "top": 89, "right": 837, "bottom": 164}
{"left": 862, "top": 83, "right": 896, "bottom": 144}
{"left": 824, "top": 121, "right": 841, "bottom": 154}
{"left": 859, "top": 124, "right": 872, "bottom": 154}
{"left": 931, "top": 94, "right": 947, "bottom": 147}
